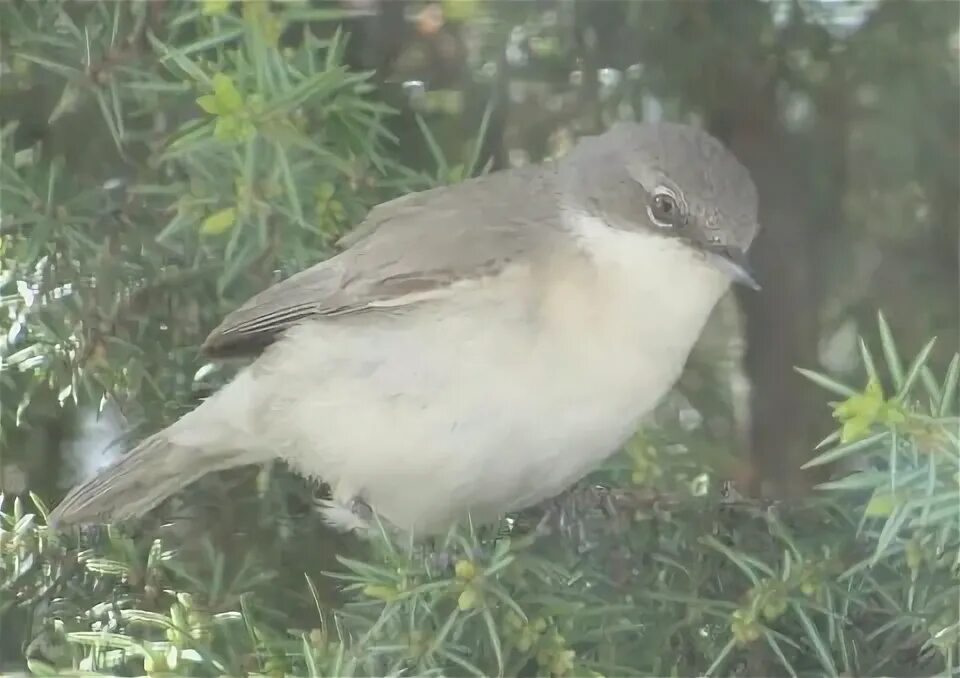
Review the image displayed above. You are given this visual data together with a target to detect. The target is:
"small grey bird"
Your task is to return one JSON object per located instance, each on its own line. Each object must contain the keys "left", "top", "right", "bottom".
{"left": 50, "top": 122, "right": 760, "bottom": 535}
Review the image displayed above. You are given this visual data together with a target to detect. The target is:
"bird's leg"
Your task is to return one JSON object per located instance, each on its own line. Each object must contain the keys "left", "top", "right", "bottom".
{"left": 316, "top": 485, "right": 374, "bottom": 533}
{"left": 347, "top": 496, "right": 374, "bottom": 521}
{"left": 423, "top": 538, "right": 455, "bottom": 574}
{"left": 529, "top": 483, "right": 620, "bottom": 552}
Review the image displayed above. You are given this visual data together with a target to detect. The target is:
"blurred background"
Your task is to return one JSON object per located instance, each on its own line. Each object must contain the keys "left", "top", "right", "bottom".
{"left": 1, "top": 1, "right": 958, "bottom": 675}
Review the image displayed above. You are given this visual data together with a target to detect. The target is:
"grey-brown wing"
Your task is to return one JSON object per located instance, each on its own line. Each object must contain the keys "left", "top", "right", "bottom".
{"left": 201, "top": 166, "right": 559, "bottom": 359}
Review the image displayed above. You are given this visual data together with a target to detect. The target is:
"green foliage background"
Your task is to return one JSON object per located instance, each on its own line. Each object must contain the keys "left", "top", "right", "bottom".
{"left": 1, "top": 1, "right": 958, "bottom": 676}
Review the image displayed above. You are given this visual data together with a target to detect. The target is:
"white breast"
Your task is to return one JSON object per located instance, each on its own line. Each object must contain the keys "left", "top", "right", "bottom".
{"left": 250, "top": 214, "right": 731, "bottom": 533}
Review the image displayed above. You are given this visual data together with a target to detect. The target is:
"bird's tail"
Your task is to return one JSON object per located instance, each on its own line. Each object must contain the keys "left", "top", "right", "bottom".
{"left": 49, "top": 371, "right": 262, "bottom": 527}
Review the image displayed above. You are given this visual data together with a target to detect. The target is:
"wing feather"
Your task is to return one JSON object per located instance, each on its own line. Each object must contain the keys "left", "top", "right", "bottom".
{"left": 201, "top": 165, "right": 559, "bottom": 358}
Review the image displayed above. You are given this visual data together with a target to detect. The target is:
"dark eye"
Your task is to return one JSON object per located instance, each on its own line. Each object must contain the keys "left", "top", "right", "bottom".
{"left": 649, "top": 192, "right": 681, "bottom": 227}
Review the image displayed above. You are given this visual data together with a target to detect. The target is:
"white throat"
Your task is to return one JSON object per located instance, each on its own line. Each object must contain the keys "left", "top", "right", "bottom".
{"left": 567, "top": 209, "right": 730, "bottom": 302}
{"left": 561, "top": 209, "right": 732, "bottom": 366}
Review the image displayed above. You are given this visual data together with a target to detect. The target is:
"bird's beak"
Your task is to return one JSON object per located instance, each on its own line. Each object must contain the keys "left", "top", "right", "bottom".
{"left": 705, "top": 244, "right": 760, "bottom": 291}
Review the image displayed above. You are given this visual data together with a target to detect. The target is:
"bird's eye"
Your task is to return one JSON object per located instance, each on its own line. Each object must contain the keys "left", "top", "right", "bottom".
{"left": 649, "top": 192, "right": 681, "bottom": 228}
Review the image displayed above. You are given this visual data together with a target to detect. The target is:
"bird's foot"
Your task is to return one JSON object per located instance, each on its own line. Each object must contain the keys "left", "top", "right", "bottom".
{"left": 530, "top": 484, "right": 623, "bottom": 553}
{"left": 317, "top": 495, "right": 375, "bottom": 534}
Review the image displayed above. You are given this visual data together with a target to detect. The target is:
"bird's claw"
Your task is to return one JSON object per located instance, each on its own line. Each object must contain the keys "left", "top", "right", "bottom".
{"left": 316, "top": 494, "right": 374, "bottom": 534}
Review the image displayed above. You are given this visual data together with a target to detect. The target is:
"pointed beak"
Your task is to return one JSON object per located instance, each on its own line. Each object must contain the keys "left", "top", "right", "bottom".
{"left": 706, "top": 244, "right": 760, "bottom": 291}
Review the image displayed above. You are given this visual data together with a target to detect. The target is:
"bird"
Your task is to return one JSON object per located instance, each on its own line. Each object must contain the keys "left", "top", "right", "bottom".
{"left": 49, "top": 121, "right": 760, "bottom": 535}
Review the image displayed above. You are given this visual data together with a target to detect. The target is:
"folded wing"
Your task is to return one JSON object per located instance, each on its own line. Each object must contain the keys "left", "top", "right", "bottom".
{"left": 201, "top": 166, "right": 559, "bottom": 359}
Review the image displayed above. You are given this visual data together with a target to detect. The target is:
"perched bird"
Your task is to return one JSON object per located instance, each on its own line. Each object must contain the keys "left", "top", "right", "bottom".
{"left": 50, "top": 122, "right": 760, "bottom": 535}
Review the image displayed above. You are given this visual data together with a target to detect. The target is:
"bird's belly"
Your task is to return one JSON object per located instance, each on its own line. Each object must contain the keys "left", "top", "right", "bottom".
{"left": 262, "top": 307, "right": 683, "bottom": 533}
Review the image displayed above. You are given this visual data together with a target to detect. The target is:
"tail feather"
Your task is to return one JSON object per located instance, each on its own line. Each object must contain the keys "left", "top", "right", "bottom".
{"left": 50, "top": 369, "right": 263, "bottom": 527}
{"left": 50, "top": 434, "right": 218, "bottom": 526}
